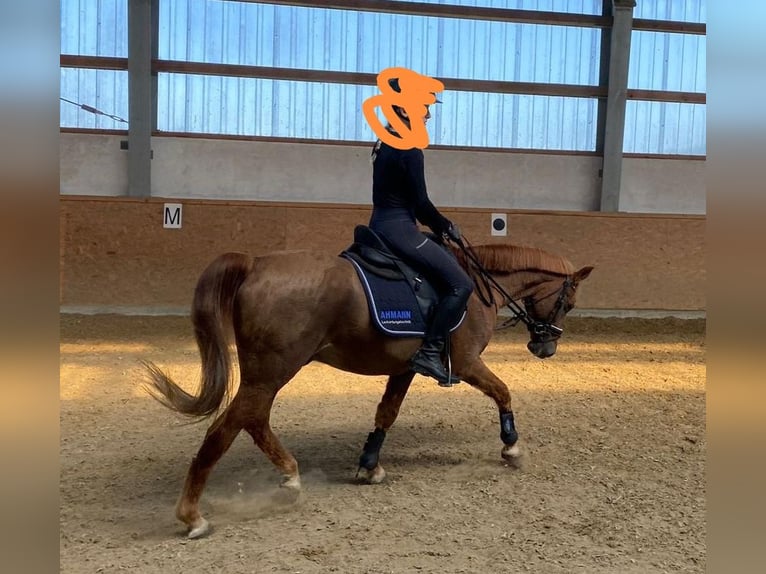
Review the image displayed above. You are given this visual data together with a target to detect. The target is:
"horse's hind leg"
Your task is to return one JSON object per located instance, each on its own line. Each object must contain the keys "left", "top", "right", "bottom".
{"left": 241, "top": 385, "right": 301, "bottom": 495}
{"left": 179, "top": 378, "right": 300, "bottom": 538}
{"left": 176, "top": 394, "right": 247, "bottom": 539}
{"left": 237, "top": 342, "right": 325, "bottom": 498}
{"left": 357, "top": 372, "right": 415, "bottom": 484}
{"left": 461, "top": 359, "right": 522, "bottom": 466}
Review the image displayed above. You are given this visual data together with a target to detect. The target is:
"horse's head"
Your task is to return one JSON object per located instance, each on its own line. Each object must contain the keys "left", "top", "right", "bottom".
{"left": 521, "top": 265, "right": 594, "bottom": 359}
{"left": 453, "top": 243, "right": 594, "bottom": 359}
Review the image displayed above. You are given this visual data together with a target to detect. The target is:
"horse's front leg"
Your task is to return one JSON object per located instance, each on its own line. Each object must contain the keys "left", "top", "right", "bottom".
{"left": 357, "top": 371, "right": 415, "bottom": 484}
{"left": 461, "top": 359, "right": 522, "bottom": 466}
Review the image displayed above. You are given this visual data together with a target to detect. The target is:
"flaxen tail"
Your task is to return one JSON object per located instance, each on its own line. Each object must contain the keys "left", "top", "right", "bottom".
{"left": 144, "top": 252, "right": 253, "bottom": 419}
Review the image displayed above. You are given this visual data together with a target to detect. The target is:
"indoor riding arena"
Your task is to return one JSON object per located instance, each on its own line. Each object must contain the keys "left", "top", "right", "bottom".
{"left": 60, "top": 1, "right": 706, "bottom": 573}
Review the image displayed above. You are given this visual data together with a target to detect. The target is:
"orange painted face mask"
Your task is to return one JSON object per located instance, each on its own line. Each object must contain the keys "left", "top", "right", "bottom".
{"left": 362, "top": 67, "right": 444, "bottom": 150}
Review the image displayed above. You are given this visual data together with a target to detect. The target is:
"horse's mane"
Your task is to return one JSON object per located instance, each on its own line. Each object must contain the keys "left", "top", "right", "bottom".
{"left": 454, "top": 244, "right": 574, "bottom": 276}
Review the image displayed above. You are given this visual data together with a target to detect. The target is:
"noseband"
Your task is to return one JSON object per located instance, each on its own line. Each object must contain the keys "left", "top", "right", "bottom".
{"left": 523, "top": 278, "right": 571, "bottom": 341}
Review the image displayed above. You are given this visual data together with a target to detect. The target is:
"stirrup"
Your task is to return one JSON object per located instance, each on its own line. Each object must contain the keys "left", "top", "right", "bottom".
{"left": 441, "top": 347, "right": 460, "bottom": 388}
{"left": 410, "top": 352, "right": 461, "bottom": 386}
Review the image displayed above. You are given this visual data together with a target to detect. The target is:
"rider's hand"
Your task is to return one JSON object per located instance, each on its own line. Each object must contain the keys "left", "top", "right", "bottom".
{"left": 446, "top": 223, "right": 462, "bottom": 243}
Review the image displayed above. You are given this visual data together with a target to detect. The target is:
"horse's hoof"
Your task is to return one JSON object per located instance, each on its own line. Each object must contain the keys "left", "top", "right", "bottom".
{"left": 281, "top": 474, "right": 301, "bottom": 491}
{"left": 501, "top": 444, "right": 523, "bottom": 468}
{"left": 361, "top": 465, "right": 386, "bottom": 484}
{"left": 272, "top": 475, "right": 302, "bottom": 505}
{"left": 187, "top": 517, "right": 210, "bottom": 539}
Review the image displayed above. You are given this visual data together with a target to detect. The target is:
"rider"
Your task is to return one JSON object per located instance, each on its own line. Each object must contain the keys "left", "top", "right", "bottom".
{"left": 368, "top": 78, "right": 474, "bottom": 386}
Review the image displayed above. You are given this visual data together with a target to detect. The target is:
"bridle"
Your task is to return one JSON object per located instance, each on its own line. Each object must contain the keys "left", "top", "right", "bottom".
{"left": 522, "top": 278, "right": 572, "bottom": 339}
{"left": 450, "top": 235, "right": 569, "bottom": 341}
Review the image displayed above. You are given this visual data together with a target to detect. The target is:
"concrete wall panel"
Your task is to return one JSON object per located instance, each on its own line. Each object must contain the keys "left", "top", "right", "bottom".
{"left": 61, "top": 132, "right": 705, "bottom": 215}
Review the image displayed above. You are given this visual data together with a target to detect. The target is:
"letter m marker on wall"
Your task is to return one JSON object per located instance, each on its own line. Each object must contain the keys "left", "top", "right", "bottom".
{"left": 163, "top": 203, "right": 182, "bottom": 229}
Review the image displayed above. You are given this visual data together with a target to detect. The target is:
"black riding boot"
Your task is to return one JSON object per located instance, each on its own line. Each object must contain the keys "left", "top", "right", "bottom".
{"left": 410, "top": 290, "right": 470, "bottom": 386}
{"left": 410, "top": 337, "right": 460, "bottom": 386}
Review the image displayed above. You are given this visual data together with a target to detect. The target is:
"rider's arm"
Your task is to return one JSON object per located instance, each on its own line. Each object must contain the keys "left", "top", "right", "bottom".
{"left": 401, "top": 149, "right": 452, "bottom": 235}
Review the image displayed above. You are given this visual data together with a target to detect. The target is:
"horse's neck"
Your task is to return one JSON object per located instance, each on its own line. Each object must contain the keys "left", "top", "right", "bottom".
{"left": 497, "top": 269, "right": 563, "bottom": 302}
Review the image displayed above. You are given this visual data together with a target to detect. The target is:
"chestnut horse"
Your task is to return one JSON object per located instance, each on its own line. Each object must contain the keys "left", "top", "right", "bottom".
{"left": 145, "top": 242, "right": 593, "bottom": 538}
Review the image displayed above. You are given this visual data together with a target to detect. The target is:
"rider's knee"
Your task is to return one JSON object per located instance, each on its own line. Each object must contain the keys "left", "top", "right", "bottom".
{"left": 453, "top": 282, "right": 473, "bottom": 304}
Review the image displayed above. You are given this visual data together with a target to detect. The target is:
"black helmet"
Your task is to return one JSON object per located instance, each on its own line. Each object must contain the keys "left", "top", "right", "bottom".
{"left": 388, "top": 77, "right": 442, "bottom": 104}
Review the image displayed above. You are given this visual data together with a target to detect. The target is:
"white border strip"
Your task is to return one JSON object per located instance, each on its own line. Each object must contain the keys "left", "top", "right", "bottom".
{"left": 60, "top": 305, "right": 703, "bottom": 321}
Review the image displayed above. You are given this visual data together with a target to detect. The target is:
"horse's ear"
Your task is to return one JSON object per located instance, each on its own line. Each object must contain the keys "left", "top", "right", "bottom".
{"left": 572, "top": 266, "right": 594, "bottom": 283}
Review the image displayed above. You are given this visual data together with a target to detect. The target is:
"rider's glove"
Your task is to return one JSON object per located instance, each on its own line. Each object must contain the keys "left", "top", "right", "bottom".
{"left": 446, "top": 223, "right": 462, "bottom": 244}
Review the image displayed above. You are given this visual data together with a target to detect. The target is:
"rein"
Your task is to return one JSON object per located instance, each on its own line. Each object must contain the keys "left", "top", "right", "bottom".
{"left": 449, "top": 235, "right": 565, "bottom": 340}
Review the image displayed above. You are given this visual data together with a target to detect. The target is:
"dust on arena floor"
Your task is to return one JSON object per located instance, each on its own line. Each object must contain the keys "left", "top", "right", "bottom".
{"left": 60, "top": 314, "right": 705, "bottom": 574}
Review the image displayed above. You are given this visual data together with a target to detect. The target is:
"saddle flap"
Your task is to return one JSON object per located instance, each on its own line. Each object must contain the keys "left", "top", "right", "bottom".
{"left": 340, "top": 226, "right": 466, "bottom": 338}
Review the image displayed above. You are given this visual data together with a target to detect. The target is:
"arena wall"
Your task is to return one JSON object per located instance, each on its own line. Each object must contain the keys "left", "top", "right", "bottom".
{"left": 59, "top": 196, "right": 705, "bottom": 314}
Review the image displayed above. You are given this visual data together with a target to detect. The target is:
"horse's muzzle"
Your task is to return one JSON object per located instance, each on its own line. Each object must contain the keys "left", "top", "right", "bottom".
{"left": 527, "top": 339, "right": 557, "bottom": 359}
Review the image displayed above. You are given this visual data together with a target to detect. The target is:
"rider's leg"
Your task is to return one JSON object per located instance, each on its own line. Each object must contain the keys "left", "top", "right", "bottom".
{"left": 370, "top": 218, "right": 474, "bottom": 385}
{"left": 409, "top": 284, "right": 472, "bottom": 385}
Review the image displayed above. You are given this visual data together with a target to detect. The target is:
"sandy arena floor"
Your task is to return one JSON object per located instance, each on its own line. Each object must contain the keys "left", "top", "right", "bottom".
{"left": 60, "top": 315, "right": 705, "bottom": 574}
